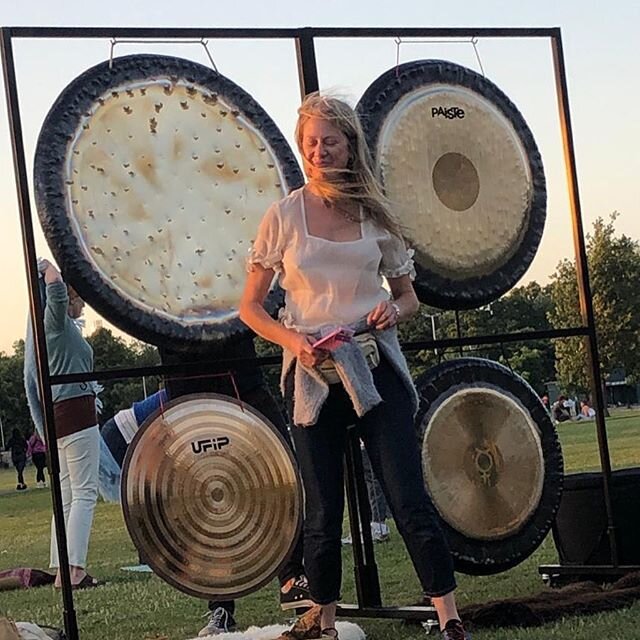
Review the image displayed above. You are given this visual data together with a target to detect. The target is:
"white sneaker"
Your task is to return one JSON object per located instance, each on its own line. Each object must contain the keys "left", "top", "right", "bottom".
{"left": 198, "top": 607, "right": 236, "bottom": 637}
{"left": 370, "top": 522, "right": 390, "bottom": 542}
{"left": 342, "top": 523, "right": 390, "bottom": 545}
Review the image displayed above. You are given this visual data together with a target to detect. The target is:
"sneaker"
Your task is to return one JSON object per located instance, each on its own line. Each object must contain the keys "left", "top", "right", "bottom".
{"left": 341, "top": 523, "right": 390, "bottom": 545}
{"left": 280, "top": 575, "right": 314, "bottom": 610}
{"left": 37, "top": 481, "right": 46, "bottom": 489}
{"left": 370, "top": 522, "right": 390, "bottom": 542}
{"left": 442, "top": 619, "right": 470, "bottom": 640}
{"left": 197, "top": 607, "right": 236, "bottom": 637}
{"left": 16, "top": 483, "right": 27, "bottom": 491}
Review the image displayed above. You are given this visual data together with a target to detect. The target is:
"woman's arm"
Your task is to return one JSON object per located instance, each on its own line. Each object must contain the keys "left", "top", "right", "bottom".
{"left": 240, "top": 265, "right": 326, "bottom": 366}
{"left": 367, "top": 275, "right": 419, "bottom": 329}
{"left": 39, "top": 260, "right": 68, "bottom": 332}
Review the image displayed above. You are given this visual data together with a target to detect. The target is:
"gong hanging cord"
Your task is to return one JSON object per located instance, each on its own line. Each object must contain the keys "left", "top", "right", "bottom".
{"left": 158, "top": 370, "right": 246, "bottom": 417}
{"left": 108, "top": 37, "right": 218, "bottom": 72}
{"left": 394, "top": 35, "right": 486, "bottom": 77}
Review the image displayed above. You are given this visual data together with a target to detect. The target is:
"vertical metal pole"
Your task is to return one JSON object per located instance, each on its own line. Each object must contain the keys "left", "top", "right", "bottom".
{"left": 0, "top": 414, "right": 5, "bottom": 450}
{"left": 551, "top": 29, "right": 618, "bottom": 565}
{"left": 295, "top": 28, "right": 319, "bottom": 98}
{"left": 344, "top": 428, "right": 382, "bottom": 607}
{"left": 0, "top": 27, "right": 79, "bottom": 638}
{"left": 454, "top": 310, "right": 464, "bottom": 356}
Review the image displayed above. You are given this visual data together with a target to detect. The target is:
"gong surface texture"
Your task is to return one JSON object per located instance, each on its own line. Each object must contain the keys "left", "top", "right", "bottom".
{"left": 34, "top": 54, "right": 303, "bottom": 347}
{"left": 415, "top": 358, "right": 563, "bottom": 575}
{"left": 357, "top": 60, "right": 546, "bottom": 309}
{"left": 121, "top": 393, "right": 302, "bottom": 599}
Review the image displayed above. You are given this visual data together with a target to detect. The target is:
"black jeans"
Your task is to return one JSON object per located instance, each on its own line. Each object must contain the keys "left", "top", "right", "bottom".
{"left": 32, "top": 452, "right": 47, "bottom": 483}
{"left": 13, "top": 457, "right": 26, "bottom": 486}
{"left": 287, "top": 356, "right": 456, "bottom": 605}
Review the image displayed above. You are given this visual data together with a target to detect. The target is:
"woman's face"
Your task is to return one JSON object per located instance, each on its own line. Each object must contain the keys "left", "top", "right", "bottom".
{"left": 300, "top": 116, "right": 350, "bottom": 180}
{"left": 67, "top": 288, "right": 85, "bottom": 319}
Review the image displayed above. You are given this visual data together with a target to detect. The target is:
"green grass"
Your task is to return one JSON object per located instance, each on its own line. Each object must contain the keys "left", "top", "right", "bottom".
{"left": 1, "top": 409, "right": 639, "bottom": 639}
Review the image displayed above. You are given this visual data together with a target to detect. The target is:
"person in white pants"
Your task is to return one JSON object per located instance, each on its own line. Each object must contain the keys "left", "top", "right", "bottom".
{"left": 50, "top": 426, "right": 100, "bottom": 573}
{"left": 25, "top": 259, "right": 101, "bottom": 590}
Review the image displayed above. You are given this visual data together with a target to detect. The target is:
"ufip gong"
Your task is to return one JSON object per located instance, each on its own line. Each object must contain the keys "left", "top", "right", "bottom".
{"left": 415, "top": 358, "right": 563, "bottom": 575}
{"left": 357, "top": 60, "right": 546, "bottom": 309}
{"left": 121, "top": 393, "right": 302, "bottom": 599}
{"left": 34, "top": 54, "right": 303, "bottom": 348}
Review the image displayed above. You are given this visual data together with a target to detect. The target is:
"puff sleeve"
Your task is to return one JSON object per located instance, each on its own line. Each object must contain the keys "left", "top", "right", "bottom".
{"left": 247, "top": 203, "right": 284, "bottom": 273}
{"left": 379, "top": 232, "right": 416, "bottom": 280}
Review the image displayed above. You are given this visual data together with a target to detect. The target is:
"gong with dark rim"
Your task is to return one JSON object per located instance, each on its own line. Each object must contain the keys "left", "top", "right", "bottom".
{"left": 357, "top": 60, "right": 546, "bottom": 310}
{"left": 34, "top": 54, "right": 303, "bottom": 348}
{"left": 415, "top": 358, "right": 563, "bottom": 575}
{"left": 121, "top": 393, "right": 303, "bottom": 599}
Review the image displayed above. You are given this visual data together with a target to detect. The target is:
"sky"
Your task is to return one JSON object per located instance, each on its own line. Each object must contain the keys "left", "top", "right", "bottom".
{"left": 0, "top": 0, "right": 639, "bottom": 353}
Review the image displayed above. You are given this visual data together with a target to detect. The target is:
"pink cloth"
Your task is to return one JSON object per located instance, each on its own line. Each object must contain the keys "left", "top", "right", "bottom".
{"left": 0, "top": 567, "right": 54, "bottom": 589}
{"left": 26, "top": 433, "right": 46, "bottom": 456}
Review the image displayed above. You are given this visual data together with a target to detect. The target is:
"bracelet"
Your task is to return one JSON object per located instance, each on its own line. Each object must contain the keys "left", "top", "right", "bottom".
{"left": 391, "top": 302, "right": 401, "bottom": 323}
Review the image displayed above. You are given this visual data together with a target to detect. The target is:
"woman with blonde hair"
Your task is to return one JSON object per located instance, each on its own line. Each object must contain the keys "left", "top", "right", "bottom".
{"left": 240, "top": 93, "right": 468, "bottom": 640}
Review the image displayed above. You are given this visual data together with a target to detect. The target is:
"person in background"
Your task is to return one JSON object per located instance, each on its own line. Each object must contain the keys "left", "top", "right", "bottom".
{"left": 342, "top": 440, "right": 391, "bottom": 545}
{"left": 576, "top": 400, "right": 596, "bottom": 420}
{"left": 98, "top": 388, "right": 168, "bottom": 501}
{"left": 6, "top": 428, "right": 28, "bottom": 491}
{"left": 24, "top": 259, "right": 101, "bottom": 590}
{"left": 552, "top": 395, "right": 572, "bottom": 423}
{"left": 540, "top": 394, "right": 551, "bottom": 415}
{"left": 27, "top": 430, "right": 48, "bottom": 488}
{"left": 158, "top": 341, "right": 312, "bottom": 637}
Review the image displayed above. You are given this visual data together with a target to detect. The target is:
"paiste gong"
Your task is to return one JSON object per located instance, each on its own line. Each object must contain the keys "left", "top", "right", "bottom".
{"left": 415, "top": 358, "right": 563, "bottom": 575}
{"left": 357, "top": 60, "right": 546, "bottom": 310}
{"left": 121, "top": 393, "right": 303, "bottom": 599}
{"left": 34, "top": 54, "right": 303, "bottom": 348}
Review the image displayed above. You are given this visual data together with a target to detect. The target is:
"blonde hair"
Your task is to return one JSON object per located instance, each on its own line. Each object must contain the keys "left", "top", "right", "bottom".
{"left": 295, "top": 93, "right": 401, "bottom": 236}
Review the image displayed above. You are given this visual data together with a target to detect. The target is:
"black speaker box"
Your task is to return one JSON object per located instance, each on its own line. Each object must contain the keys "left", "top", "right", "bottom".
{"left": 552, "top": 467, "right": 640, "bottom": 565}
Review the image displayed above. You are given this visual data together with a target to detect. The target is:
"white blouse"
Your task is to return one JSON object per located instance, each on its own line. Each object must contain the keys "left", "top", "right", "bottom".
{"left": 248, "top": 188, "right": 415, "bottom": 334}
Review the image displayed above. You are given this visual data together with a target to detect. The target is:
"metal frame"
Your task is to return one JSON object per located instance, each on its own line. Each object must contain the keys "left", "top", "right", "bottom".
{"left": 1, "top": 25, "right": 632, "bottom": 640}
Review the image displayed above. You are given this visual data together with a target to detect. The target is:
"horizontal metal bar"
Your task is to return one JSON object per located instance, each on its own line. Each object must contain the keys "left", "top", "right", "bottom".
{"left": 402, "top": 326, "right": 590, "bottom": 353}
{"left": 50, "top": 326, "right": 590, "bottom": 385}
{"left": 539, "top": 564, "right": 640, "bottom": 575}
{"left": 337, "top": 604, "right": 437, "bottom": 621}
{"left": 49, "top": 354, "right": 282, "bottom": 385}
{"left": 4, "top": 26, "right": 560, "bottom": 40}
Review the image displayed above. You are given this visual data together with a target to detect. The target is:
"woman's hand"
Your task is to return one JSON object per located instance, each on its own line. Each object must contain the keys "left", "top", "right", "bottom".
{"left": 367, "top": 300, "right": 400, "bottom": 330}
{"left": 38, "top": 259, "right": 63, "bottom": 284}
{"left": 287, "top": 332, "right": 329, "bottom": 368}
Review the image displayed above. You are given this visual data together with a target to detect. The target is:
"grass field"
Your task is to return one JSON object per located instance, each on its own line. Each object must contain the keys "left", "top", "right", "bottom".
{"left": 1, "top": 409, "right": 639, "bottom": 640}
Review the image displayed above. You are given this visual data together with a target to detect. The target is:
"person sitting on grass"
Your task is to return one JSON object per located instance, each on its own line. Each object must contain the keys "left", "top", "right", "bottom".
{"left": 552, "top": 396, "right": 572, "bottom": 423}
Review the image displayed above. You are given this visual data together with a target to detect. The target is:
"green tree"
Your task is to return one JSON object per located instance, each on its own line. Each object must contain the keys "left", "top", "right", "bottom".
{"left": 548, "top": 213, "right": 640, "bottom": 395}
{"left": 400, "top": 282, "right": 556, "bottom": 394}
{"left": 87, "top": 327, "right": 160, "bottom": 422}
{"left": 0, "top": 341, "right": 31, "bottom": 438}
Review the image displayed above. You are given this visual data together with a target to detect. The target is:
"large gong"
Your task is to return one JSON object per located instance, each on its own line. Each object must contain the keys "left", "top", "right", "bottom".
{"left": 34, "top": 54, "right": 303, "bottom": 348}
{"left": 121, "top": 393, "right": 303, "bottom": 599}
{"left": 357, "top": 60, "right": 546, "bottom": 310}
{"left": 415, "top": 358, "right": 563, "bottom": 575}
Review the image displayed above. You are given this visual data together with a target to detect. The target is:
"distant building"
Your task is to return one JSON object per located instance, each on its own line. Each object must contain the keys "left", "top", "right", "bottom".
{"left": 605, "top": 367, "right": 639, "bottom": 406}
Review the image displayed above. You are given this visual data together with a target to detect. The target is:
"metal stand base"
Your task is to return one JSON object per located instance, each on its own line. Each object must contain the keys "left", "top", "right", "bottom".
{"left": 337, "top": 603, "right": 438, "bottom": 623}
{"left": 539, "top": 564, "right": 640, "bottom": 587}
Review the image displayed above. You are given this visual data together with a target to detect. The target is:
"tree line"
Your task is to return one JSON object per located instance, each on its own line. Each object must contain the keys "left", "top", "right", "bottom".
{"left": 2, "top": 213, "right": 639, "bottom": 437}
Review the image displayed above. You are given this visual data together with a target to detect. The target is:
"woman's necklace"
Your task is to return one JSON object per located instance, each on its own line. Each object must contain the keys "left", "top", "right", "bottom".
{"left": 320, "top": 197, "right": 361, "bottom": 223}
